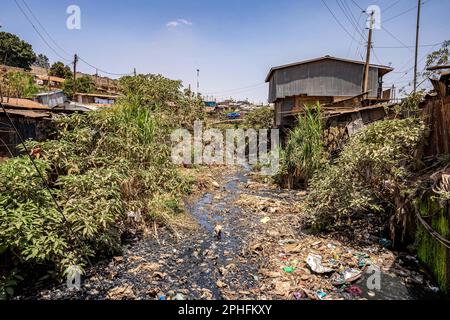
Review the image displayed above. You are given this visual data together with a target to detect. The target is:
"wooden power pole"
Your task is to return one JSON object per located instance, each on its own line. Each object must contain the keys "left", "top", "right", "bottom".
{"left": 362, "top": 11, "right": 374, "bottom": 95}
{"left": 73, "top": 54, "right": 78, "bottom": 100}
{"left": 414, "top": 0, "right": 422, "bottom": 93}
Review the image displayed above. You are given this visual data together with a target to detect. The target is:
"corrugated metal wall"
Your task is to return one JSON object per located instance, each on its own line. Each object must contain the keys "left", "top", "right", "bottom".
{"left": 268, "top": 59, "right": 379, "bottom": 102}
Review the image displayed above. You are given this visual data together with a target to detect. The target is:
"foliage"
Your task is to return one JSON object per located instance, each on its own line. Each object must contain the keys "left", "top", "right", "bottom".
{"left": 0, "top": 74, "right": 199, "bottom": 292}
{"left": 0, "top": 269, "right": 23, "bottom": 300}
{"left": 422, "top": 40, "right": 450, "bottom": 79}
{"left": 277, "top": 103, "right": 327, "bottom": 188}
{"left": 0, "top": 71, "right": 38, "bottom": 98}
{"left": 304, "top": 117, "right": 426, "bottom": 228}
{"left": 119, "top": 74, "right": 206, "bottom": 128}
{"left": 63, "top": 75, "right": 95, "bottom": 97}
{"left": 242, "top": 106, "right": 274, "bottom": 130}
{"left": 33, "top": 54, "right": 50, "bottom": 69}
{"left": 394, "top": 90, "right": 425, "bottom": 116}
{"left": 0, "top": 32, "right": 36, "bottom": 70}
{"left": 49, "top": 61, "right": 73, "bottom": 79}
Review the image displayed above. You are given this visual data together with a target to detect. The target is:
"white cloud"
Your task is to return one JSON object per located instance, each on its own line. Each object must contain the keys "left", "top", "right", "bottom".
{"left": 166, "top": 19, "right": 193, "bottom": 28}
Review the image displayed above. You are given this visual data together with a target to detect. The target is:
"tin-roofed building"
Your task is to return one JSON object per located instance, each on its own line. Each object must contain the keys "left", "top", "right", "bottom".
{"left": 265, "top": 56, "right": 394, "bottom": 127}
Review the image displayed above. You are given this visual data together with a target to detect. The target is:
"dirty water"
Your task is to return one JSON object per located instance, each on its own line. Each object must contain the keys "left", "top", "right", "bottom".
{"left": 17, "top": 166, "right": 442, "bottom": 300}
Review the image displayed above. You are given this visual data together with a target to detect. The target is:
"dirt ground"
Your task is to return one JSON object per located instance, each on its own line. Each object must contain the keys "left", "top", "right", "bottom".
{"left": 17, "top": 165, "right": 442, "bottom": 300}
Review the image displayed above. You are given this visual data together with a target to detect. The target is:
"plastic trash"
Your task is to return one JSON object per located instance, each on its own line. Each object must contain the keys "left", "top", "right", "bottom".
{"left": 283, "top": 266, "right": 295, "bottom": 273}
{"left": 306, "top": 254, "right": 333, "bottom": 274}
{"left": 343, "top": 268, "right": 363, "bottom": 283}
{"left": 330, "top": 273, "right": 346, "bottom": 286}
{"left": 345, "top": 285, "right": 362, "bottom": 297}
{"left": 174, "top": 293, "right": 186, "bottom": 300}
{"left": 158, "top": 295, "right": 166, "bottom": 300}
{"left": 293, "top": 291, "right": 305, "bottom": 300}
{"left": 316, "top": 290, "right": 327, "bottom": 300}
{"left": 379, "top": 238, "right": 392, "bottom": 248}
{"left": 260, "top": 217, "right": 271, "bottom": 224}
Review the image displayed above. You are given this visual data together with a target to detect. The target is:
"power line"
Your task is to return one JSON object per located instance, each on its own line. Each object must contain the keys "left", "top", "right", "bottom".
{"left": 21, "top": 0, "right": 72, "bottom": 59}
{"left": 16, "top": 0, "right": 133, "bottom": 77}
{"left": 321, "top": 0, "right": 363, "bottom": 44}
{"left": 77, "top": 56, "right": 134, "bottom": 77}
{"left": 349, "top": 0, "right": 364, "bottom": 12}
{"left": 381, "top": 25, "right": 415, "bottom": 53}
{"left": 383, "top": 0, "right": 402, "bottom": 13}
{"left": 13, "top": 0, "right": 72, "bottom": 62}
{"left": 384, "top": 0, "right": 432, "bottom": 23}
{"left": 336, "top": 0, "right": 367, "bottom": 41}
{"left": 373, "top": 42, "right": 443, "bottom": 49}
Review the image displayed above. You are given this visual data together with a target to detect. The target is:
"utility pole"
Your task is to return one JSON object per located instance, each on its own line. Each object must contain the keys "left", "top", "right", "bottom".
{"left": 95, "top": 68, "right": 98, "bottom": 88}
{"left": 196, "top": 69, "right": 200, "bottom": 97}
{"left": 414, "top": 0, "right": 422, "bottom": 93}
{"left": 362, "top": 11, "right": 374, "bottom": 95}
{"left": 73, "top": 54, "right": 78, "bottom": 100}
{"left": 134, "top": 68, "right": 137, "bottom": 77}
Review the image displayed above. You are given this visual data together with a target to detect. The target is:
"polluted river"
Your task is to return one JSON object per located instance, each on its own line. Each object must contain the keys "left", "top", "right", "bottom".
{"left": 18, "top": 166, "right": 442, "bottom": 300}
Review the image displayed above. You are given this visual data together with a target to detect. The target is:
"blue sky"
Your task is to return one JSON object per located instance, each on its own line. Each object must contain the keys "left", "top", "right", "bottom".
{"left": 1, "top": 0, "right": 449, "bottom": 103}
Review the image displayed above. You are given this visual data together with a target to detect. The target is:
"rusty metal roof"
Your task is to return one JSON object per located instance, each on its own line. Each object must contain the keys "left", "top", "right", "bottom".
{"left": 0, "top": 97, "right": 50, "bottom": 110}
{"left": 265, "top": 55, "right": 394, "bottom": 82}
{"left": 0, "top": 108, "right": 51, "bottom": 118}
{"left": 35, "top": 74, "right": 66, "bottom": 83}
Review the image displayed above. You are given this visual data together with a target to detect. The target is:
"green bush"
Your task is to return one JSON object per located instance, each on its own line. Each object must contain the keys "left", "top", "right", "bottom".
{"left": 0, "top": 74, "right": 198, "bottom": 288}
{"left": 243, "top": 106, "right": 274, "bottom": 130}
{"left": 304, "top": 117, "right": 426, "bottom": 228}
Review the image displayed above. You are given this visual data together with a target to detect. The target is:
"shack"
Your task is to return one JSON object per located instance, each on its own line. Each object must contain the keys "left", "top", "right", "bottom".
{"left": 73, "top": 92, "right": 120, "bottom": 106}
{"left": 35, "top": 90, "right": 67, "bottom": 108}
{"left": 0, "top": 97, "right": 52, "bottom": 157}
{"left": 266, "top": 55, "right": 394, "bottom": 128}
{"left": 35, "top": 74, "right": 66, "bottom": 90}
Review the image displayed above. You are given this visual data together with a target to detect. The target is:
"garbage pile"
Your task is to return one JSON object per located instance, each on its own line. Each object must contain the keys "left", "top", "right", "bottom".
{"left": 241, "top": 188, "right": 439, "bottom": 300}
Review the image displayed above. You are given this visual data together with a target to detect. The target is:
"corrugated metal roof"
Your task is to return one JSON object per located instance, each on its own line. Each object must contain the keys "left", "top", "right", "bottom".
{"left": 0, "top": 108, "right": 51, "bottom": 118}
{"left": 75, "top": 92, "right": 120, "bottom": 99}
{"left": 0, "top": 97, "right": 50, "bottom": 110}
{"left": 35, "top": 74, "right": 66, "bottom": 83}
{"left": 266, "top": 55, "right": 393, "bottom": 82}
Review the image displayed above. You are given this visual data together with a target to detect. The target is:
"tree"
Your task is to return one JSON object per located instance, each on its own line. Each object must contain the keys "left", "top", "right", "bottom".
{"left": 34, "top": 54, "right": 50, "bottom": 69}
{"left": 49, "top": 61, "right": 73, "bottom": 79}
{"left": 63, "top": 76, "right": 94, "bottom": 97}
{"left": 1, "top": 71, "right": 38, "bottom": 98}
{"left": 422, "top": 40, "right": 450, "bottom": 79}
{"left": 0, "top": 32, "right": 37, "bottom": 70}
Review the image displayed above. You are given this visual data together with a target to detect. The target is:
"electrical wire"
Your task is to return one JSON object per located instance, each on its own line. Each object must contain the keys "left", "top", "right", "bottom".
{"left": 13, "top": 0, "right": 72, "bottom": 63}
{"left": 321, "top": 0, "right": 363, "bottom": 44}
{"left": 16, "top": 0, "right": 133, "bottom": 77}
{"left": 384, "top": 0, "right": 432, "bottom": 23}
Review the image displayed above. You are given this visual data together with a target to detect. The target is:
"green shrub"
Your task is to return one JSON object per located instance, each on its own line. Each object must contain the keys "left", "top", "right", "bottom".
{"left": 243, "top": 106, "right": 274, "bottom": 129}
{"left": 304, "top": 117, "right": 426, "bottom": 228}
{"left": 0, "top": 74, "right": 198, "bottom": 289}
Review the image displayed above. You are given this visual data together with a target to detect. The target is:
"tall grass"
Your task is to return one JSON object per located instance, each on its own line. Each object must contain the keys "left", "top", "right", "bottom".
{"left": 278, "top": 103, "right": 327, "bottom": 188}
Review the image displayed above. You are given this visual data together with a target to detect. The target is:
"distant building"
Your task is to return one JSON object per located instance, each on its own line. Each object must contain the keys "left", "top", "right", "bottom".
{"left": 73, "top": 92, "right": 120, "bottom": 106}
{"left": 35, "top": 74, "right": 66, "bottom": 90}
{"left": 265, "top": 56, "right": 394, "bottom": 127}
{"left": 35, "top": 90, "right": 66, "bottom": 108}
